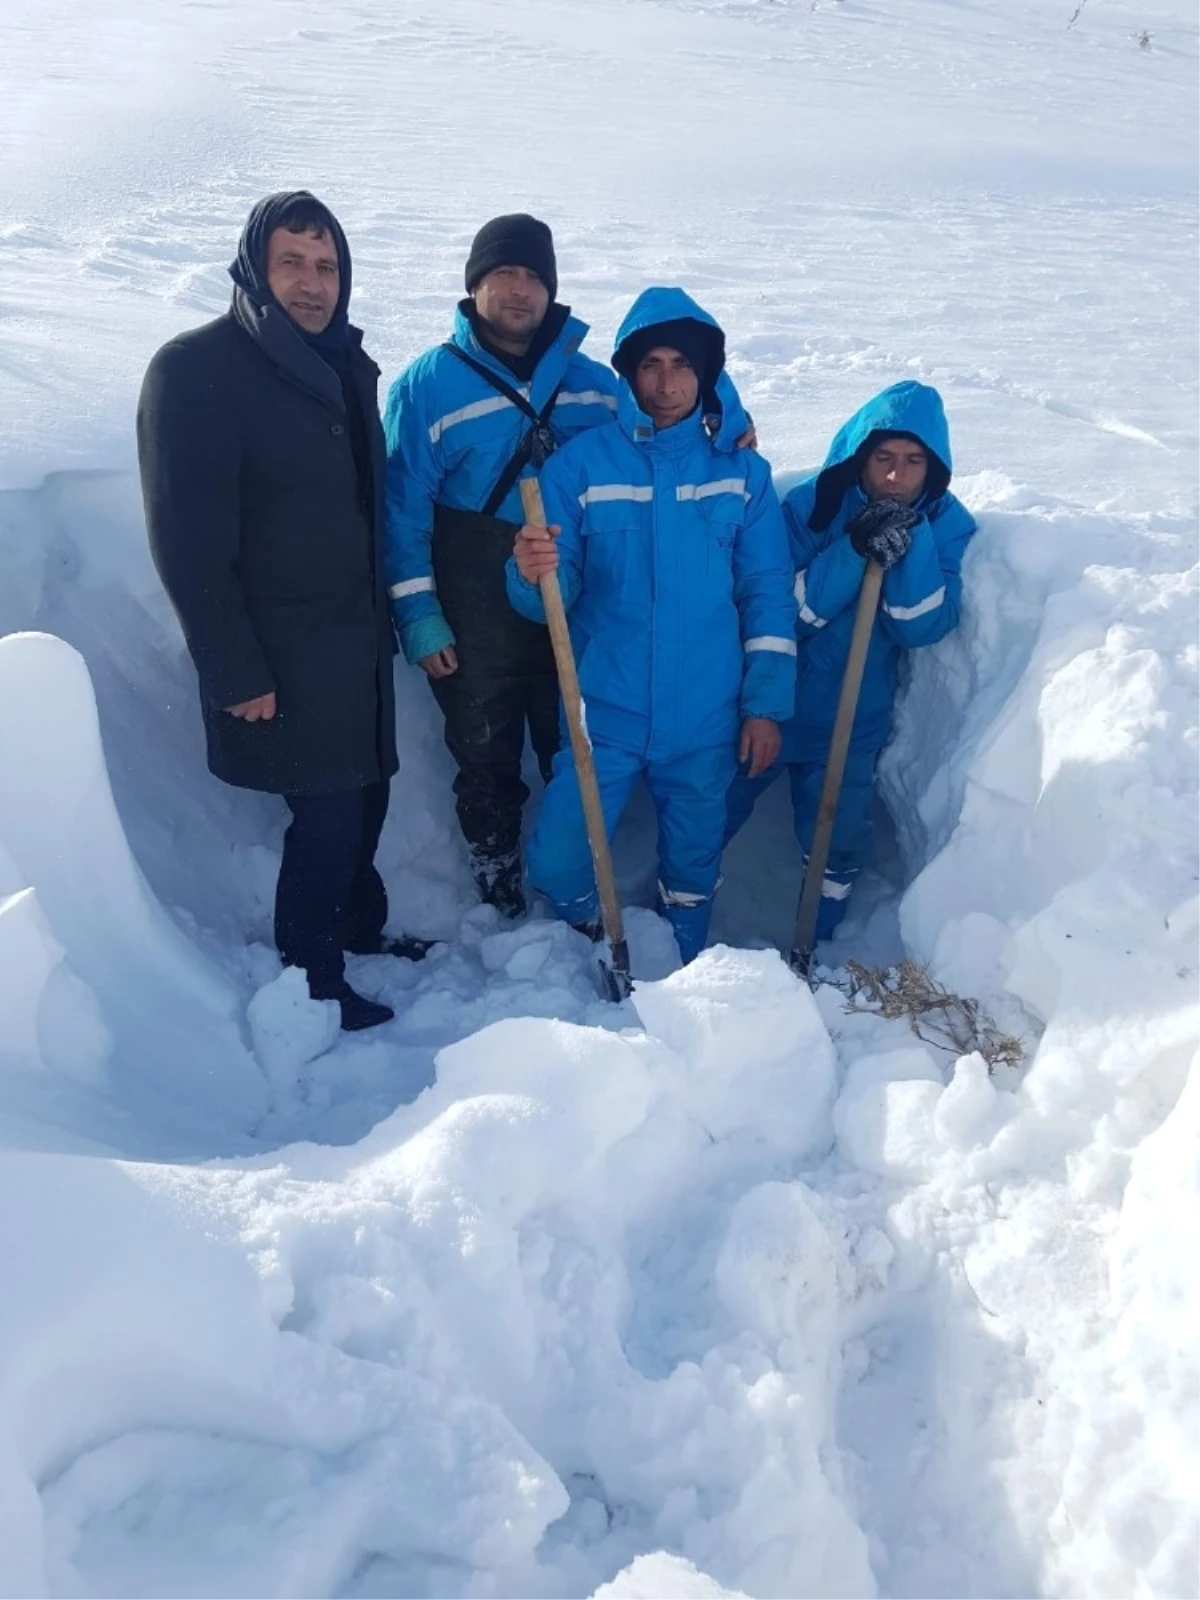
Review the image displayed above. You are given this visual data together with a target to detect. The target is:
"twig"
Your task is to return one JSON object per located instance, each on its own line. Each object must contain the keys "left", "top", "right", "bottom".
{"left": 839, "top": 959, "right": 1024, "bottom": 1073}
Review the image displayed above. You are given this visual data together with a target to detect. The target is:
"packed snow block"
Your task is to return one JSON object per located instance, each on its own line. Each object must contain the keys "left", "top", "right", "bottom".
{"left": 833, "top": 1047, "right": 945, "bottom": 1180}
{"left": 0, "top": 888, "right": 110, "bottom": 1085}
{"left": 631, "top": 947, "right": 836, "bottom": 1159}
{"left": 835, "top": 1046, "right": 1013, "bottom": 1181}
{"left": 478, "top": 918, "right": 577, "bottom": 979}
{"left": 933, "top": 1052, "right": 1008, "bottom": 1151}
{"left": 0, "top": 1148, "right": 565, "bottom": 1599}
{"left": 247, "top": 967, "right": 340, "bottom": 1105}
{"left": 0, "top": 632, "right": 266, "bottom": 1143}
{"left": 592, "top": 1553, "right": 751, "bottom": 1599}
{"left": 322, "top": 1017, "right": 661, "bottom": 1409}
{"left": 425, "top": 1012, "right": 656, "bottom": 1123}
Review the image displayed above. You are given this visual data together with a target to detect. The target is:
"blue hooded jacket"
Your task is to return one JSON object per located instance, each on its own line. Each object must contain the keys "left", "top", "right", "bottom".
{"left": 506, "top": 287, "right": 797, "bottom": 763}
{"left": 782, "top": 380, "right": 976, "bottom": 760}
{"left": 382, "top": 303, "right": 618, "bottom": 664}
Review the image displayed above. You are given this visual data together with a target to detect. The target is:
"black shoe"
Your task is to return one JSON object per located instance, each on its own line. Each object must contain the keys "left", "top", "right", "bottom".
{"left": 313, "top": 981, "right": 394, "bottom": 1033}
{"left": 474, "top": 858, "right": 527, "bottom": 919}
{"left": 349, "top": 934, "right": 436, "bottom": 963}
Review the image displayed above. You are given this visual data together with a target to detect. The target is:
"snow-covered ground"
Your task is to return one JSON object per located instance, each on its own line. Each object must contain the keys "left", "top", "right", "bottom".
{"left": 1, "top": 0, "right": 1197, "bottom": 1595}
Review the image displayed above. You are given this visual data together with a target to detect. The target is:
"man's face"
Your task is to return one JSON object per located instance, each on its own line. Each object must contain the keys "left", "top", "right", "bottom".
{"left": 861, "top": 438, "right": 929, "bottom": 504}
{"left": 266, "top": 226, "right": 340, "bottom": 334}
{"left": 471, "top": 265, "right": 550, "bottom": 344}
{"left": 633, "top": 347, "right": 700, "bottom": 430}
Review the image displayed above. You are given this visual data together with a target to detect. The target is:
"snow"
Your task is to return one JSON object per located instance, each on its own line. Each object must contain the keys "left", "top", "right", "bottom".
{"left": 0, "top": 0, "right": 1197, "bottom": 1595}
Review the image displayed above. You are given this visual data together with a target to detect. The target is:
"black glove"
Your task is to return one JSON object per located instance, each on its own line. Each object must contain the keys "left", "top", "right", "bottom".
{"left": 847, "top": 498, "right": 920, "bottom": 569}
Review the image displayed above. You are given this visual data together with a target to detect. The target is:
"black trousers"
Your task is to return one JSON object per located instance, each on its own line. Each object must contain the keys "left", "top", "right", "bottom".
{"left": 430, "top": 668, "right": 559, "bottom": 871}
{"left": 275, "top": 779, "right": 390, "bottom": 996}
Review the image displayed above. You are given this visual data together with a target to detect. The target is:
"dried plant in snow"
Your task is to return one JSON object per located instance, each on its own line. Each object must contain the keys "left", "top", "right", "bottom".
{"left": 839, "top": 959, "right": 1024, "bottom": 1072}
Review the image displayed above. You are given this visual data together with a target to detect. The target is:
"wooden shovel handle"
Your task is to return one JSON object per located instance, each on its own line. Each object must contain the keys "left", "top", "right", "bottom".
{"left": 791, "top": 560, "right": 885, "bottom": 975}
{"left": 519, "top": 480, "right": 627, "bottom": 957}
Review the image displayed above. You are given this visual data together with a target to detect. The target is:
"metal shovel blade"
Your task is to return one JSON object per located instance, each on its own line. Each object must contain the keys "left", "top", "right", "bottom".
{"left": 598, "top": 938, "right": 634, "bottom": 1003}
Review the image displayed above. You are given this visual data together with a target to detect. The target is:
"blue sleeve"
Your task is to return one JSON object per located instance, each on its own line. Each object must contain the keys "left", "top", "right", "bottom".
{"left": 735, "top": 458, "right": 800, "bottom": 723}
{"left": 552, "top": 357, "right": 619, "bottom": 442}
{"left": 782, "top": 484, "right": 868, "bottom": 638}
{"left": 504, "top": 457, "right": 585, "bottom": 622}
{"left": 878, "top": 495, "right": 976, "bottom": 647}
{"left": 382, "top": 363, "right": 456, "bottom": 665}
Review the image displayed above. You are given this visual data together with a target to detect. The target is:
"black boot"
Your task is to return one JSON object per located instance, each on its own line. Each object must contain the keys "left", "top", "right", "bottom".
{"left": 377, "top": 934, "right": 437, "bottom": 962}
{"left": 312, "top": 980, "right": 394, "bottom": 1033}
{"left": 473, "top": 853, "right": 527, "bottom": 919}
{"left": 571, "top": 918, "right": 604, "bottom": 943}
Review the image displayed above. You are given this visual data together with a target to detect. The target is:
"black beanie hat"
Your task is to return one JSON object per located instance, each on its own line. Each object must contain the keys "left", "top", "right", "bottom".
{"left": 465, "top": 214, "right": 557, "bottom": 301}
{"left": 612, "top": 317, "right": 725, "bottom": 391}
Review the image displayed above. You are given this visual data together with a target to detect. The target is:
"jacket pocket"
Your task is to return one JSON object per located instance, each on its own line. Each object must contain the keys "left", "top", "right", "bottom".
{"left": 581, "top": 499, "right": 642, "bottom": 605}
{"left": 700, "top": 498, "right": 740, "bottom": 589}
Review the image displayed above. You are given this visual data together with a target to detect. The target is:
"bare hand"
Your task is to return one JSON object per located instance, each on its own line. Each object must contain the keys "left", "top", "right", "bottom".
{"left": 226, "top": 692, "right": 276, "bottom": 722}
{"left": 739, "top": 717, "right": 780, "bottom": 779}
{"left": 419, "top": 646, "right": 458, "bottom": 679}
{"left": 514, "top": 520, "right": 560, "bottom": 583}
{"left": 735, "top": 424, "right": 759, "bottom": 452}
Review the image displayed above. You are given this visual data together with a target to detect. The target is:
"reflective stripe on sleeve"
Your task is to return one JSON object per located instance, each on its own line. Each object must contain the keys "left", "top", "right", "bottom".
{"left": 882, "top": 586, "right": 946, "bottom": 622}
{"left": 744, "top": 636, "right": 798, "bottom": 655}
{"left": 556, "top": 389, "right": 619, "bottom": 411}
{"left": 388, "top": 576, "right": 436, "bottom": 600}
{"left": 794, "top": 571, "right": 828, "bottom": 628}
{"left": 428, "top": 393, "right": 514, "bottom": 445}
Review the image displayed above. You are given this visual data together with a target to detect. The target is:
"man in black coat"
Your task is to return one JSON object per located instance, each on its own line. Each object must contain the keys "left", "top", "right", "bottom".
{"left": 138, "top": 190, "right": 429, "bottom": 1032}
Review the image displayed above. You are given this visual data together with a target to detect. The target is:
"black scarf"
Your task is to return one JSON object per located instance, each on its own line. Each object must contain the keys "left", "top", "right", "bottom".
{"left": 229, "top": 191, "right": 373, "bottom": 512}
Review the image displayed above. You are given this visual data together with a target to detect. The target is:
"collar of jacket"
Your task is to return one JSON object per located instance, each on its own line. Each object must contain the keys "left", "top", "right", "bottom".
{"left": 844, "top": 481, "right": 869, "bottom": 520}
{"left": 451, "top": 301, "right": 585, "bottom": 394}
{"left": 616, "top": 369, "right": 751, "bottom": 454}
{"left": 231, "top": 286, "right": 357, "bottom": 414}
{"left": 617, "top": 387, "right": 711, "bottom": 455}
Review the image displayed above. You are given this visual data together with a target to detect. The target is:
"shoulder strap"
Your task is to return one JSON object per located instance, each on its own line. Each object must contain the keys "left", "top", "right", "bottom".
{"left": 441, "top": 341, "right": 539, "bottom": 421}
{"left": 441, "top": 342, "right": 563, "bottom": 517}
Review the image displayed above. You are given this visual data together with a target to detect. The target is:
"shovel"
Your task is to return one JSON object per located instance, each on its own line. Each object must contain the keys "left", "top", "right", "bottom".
{"left": 519, "top": 478, "right": 633, "bottom": 1002}
{"left": 789, "top": 559, "right": 885, "bottom": 983}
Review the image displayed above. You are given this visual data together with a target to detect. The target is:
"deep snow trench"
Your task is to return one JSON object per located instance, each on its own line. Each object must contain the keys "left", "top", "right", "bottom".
{"left": 0, "top": 455, "right": 1195, "bottom": 1600}
{"left": 1, "top": 0, "right": 1197, "bottom": 1593}
{"left": 0, "top": 466, "right": 922, "bottom": 1160}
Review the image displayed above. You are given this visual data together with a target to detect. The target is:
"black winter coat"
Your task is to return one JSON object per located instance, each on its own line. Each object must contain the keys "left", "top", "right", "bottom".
{"left": 137, "top": 303, "right": 398, "bottom": 796}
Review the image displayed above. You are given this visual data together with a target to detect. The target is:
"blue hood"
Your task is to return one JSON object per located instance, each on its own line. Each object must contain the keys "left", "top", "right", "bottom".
{"left": 810, "top": 380, "right": 953, "bottom": 531}
{"left": 611, "top": 286, "right": 749, "bottom": 452}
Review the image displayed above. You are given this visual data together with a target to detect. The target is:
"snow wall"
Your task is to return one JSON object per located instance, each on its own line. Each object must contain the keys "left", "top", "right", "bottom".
{"left": 0, "top": 456, "right": 1196, "bottom": 1599}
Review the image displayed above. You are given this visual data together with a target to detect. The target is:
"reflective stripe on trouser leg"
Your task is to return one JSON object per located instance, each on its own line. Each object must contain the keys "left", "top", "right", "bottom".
{"left": 655, "top": 878, "right": 722, "bottom": 966}
{"left": 800, "top": 854, "right": 859, "bottom": 942}
{"left": 648, "top": 744, "right": 738, "bottom": 963}
{"left": 787, "top": 747, "right": 878, "bottom": 939}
